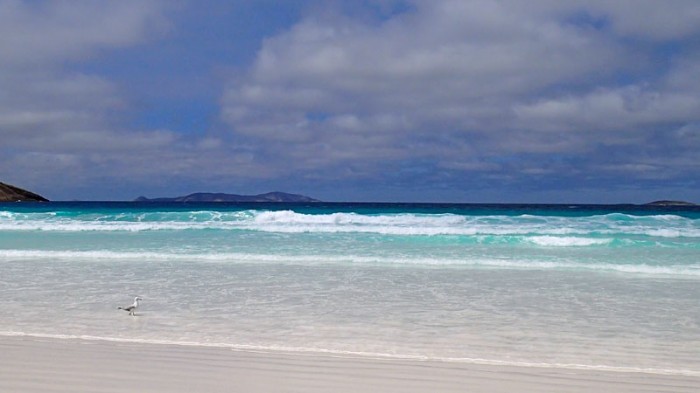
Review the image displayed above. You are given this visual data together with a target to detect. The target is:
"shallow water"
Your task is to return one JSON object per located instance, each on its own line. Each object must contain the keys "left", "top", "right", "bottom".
{"left": 1, "top": 202, "right": 699, "bottom": 375}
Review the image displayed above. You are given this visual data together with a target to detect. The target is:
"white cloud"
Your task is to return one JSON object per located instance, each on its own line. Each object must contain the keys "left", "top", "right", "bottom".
{"left": 0, "top": 0, "right": 185, "bottom": 195}
{"left": 0, "top": 0, "right": 169, "bottom": 68}
{"left": 587, "top": 0, "right": 700, "bottom": 41}
{"left": 220, "top": 0, "right": 700, "bottom": 184}
{"left": 513, "top": 85, "right": 700, "bottom": 134}
{"left": 2, "top": 0, "right": 699, "bottom": 200}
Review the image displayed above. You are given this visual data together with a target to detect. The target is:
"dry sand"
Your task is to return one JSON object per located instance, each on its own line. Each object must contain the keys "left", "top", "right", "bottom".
{"left": 1, "top": 336, "right": 698, "bottom": 393}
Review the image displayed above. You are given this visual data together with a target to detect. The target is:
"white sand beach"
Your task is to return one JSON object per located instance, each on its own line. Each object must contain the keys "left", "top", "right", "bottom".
{"left": 1, "top": 336, "right": 698, "bottom": 393}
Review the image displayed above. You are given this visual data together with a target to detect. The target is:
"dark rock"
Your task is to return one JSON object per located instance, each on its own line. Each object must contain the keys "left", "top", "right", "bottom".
{"left": 0, "top": 182, "right": 49, "bottom": 202}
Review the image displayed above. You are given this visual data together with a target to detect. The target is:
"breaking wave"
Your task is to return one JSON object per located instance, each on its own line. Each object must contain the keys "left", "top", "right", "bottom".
{"left": 1, "top": 210, "right": 698, "bottom": 238}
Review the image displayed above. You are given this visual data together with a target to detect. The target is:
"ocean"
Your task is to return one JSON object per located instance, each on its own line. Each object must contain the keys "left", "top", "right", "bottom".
{"left": 1, "top": 202, "right": 699, "bottom": 376}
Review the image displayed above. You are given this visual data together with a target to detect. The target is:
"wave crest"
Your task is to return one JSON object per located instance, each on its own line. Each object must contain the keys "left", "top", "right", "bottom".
{"left": 1, "top": 209, "right": 698, "bottom": 238}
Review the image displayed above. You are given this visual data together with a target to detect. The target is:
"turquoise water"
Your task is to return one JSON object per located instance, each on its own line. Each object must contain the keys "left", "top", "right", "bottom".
{"left": 1, "top": 202, "right": 699, "bottom": 375}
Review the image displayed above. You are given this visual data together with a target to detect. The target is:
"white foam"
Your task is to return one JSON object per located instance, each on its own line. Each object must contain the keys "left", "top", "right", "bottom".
{"left": 0, "top": 219, "right": 239, "bottom": 232}
{"left": 1, "top": 249, "right": 698, "bottom": 277}
{"left": 529, "top": 236, "right": 612, "bottom": 247}
{"left": 1, "top": 210, "right": 698, "bottom": 238}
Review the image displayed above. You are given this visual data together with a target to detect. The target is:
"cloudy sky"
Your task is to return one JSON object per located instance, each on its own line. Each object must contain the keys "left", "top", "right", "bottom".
{"left": 1, "top": 0, "right": 699, "bottom": 203}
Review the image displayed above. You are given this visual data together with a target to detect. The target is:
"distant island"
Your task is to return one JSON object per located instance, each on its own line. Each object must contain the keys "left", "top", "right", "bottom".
{"left": 0, "top": 181, "right": 49, "bottom": 202}
{"left": 644, "top": 200, "right": 698, "bottom": 207}
{"left": 1, "top": 180, "right": 696, "bottom": 206}
{"left": 135, "top": 191, "right": 320, "bottom": 203}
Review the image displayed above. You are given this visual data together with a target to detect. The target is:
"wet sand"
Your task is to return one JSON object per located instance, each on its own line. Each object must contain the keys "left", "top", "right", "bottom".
{"left": 1, "top": 336, "right": 698, "bottom": 393}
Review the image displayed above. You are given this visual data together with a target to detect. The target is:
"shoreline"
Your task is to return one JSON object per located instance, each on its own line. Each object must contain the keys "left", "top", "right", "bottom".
{"left": 2, "top": 331, "right": 698, "bottom": 377}
{"left": 2, "top": 335, "right": 698, "bottom": 393}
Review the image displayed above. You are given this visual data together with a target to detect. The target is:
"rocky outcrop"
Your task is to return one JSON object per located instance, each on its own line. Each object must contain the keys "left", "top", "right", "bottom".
{"left": 0, "top": 182, "right": 49, "bottom": 202}
{"left": 135, "top": 191, "right": 320, "bottom": 203}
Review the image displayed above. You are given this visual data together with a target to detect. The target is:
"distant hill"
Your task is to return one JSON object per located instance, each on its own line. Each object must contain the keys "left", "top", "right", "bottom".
{"left": 134, "top": 191, "right": 320, "bottom": 203}
{"left": 644, "top": 200, "right": 697, "bottom": 207}
{"left": 0, "top": 182, "right": 49, "bottom": 202}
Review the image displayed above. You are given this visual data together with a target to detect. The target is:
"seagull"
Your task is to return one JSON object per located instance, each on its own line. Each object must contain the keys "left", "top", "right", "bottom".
{"left": 118, "top": 296, "right": 142, "bottom": 316}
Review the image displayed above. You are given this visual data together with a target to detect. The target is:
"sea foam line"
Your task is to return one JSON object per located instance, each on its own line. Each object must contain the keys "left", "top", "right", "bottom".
{"left": 528, "top": 236, "right": 612, "bottom": 247}
{"left": 2, "top": 331, "right": 698, "bottom": 377}
{"left": 1, "top": 249, "right": 698, "bottom": 277}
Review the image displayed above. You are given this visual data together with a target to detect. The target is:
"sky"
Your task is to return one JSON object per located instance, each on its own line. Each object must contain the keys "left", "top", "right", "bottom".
{"left": 1, "top": 0, "right": 699, "bottom": 203}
